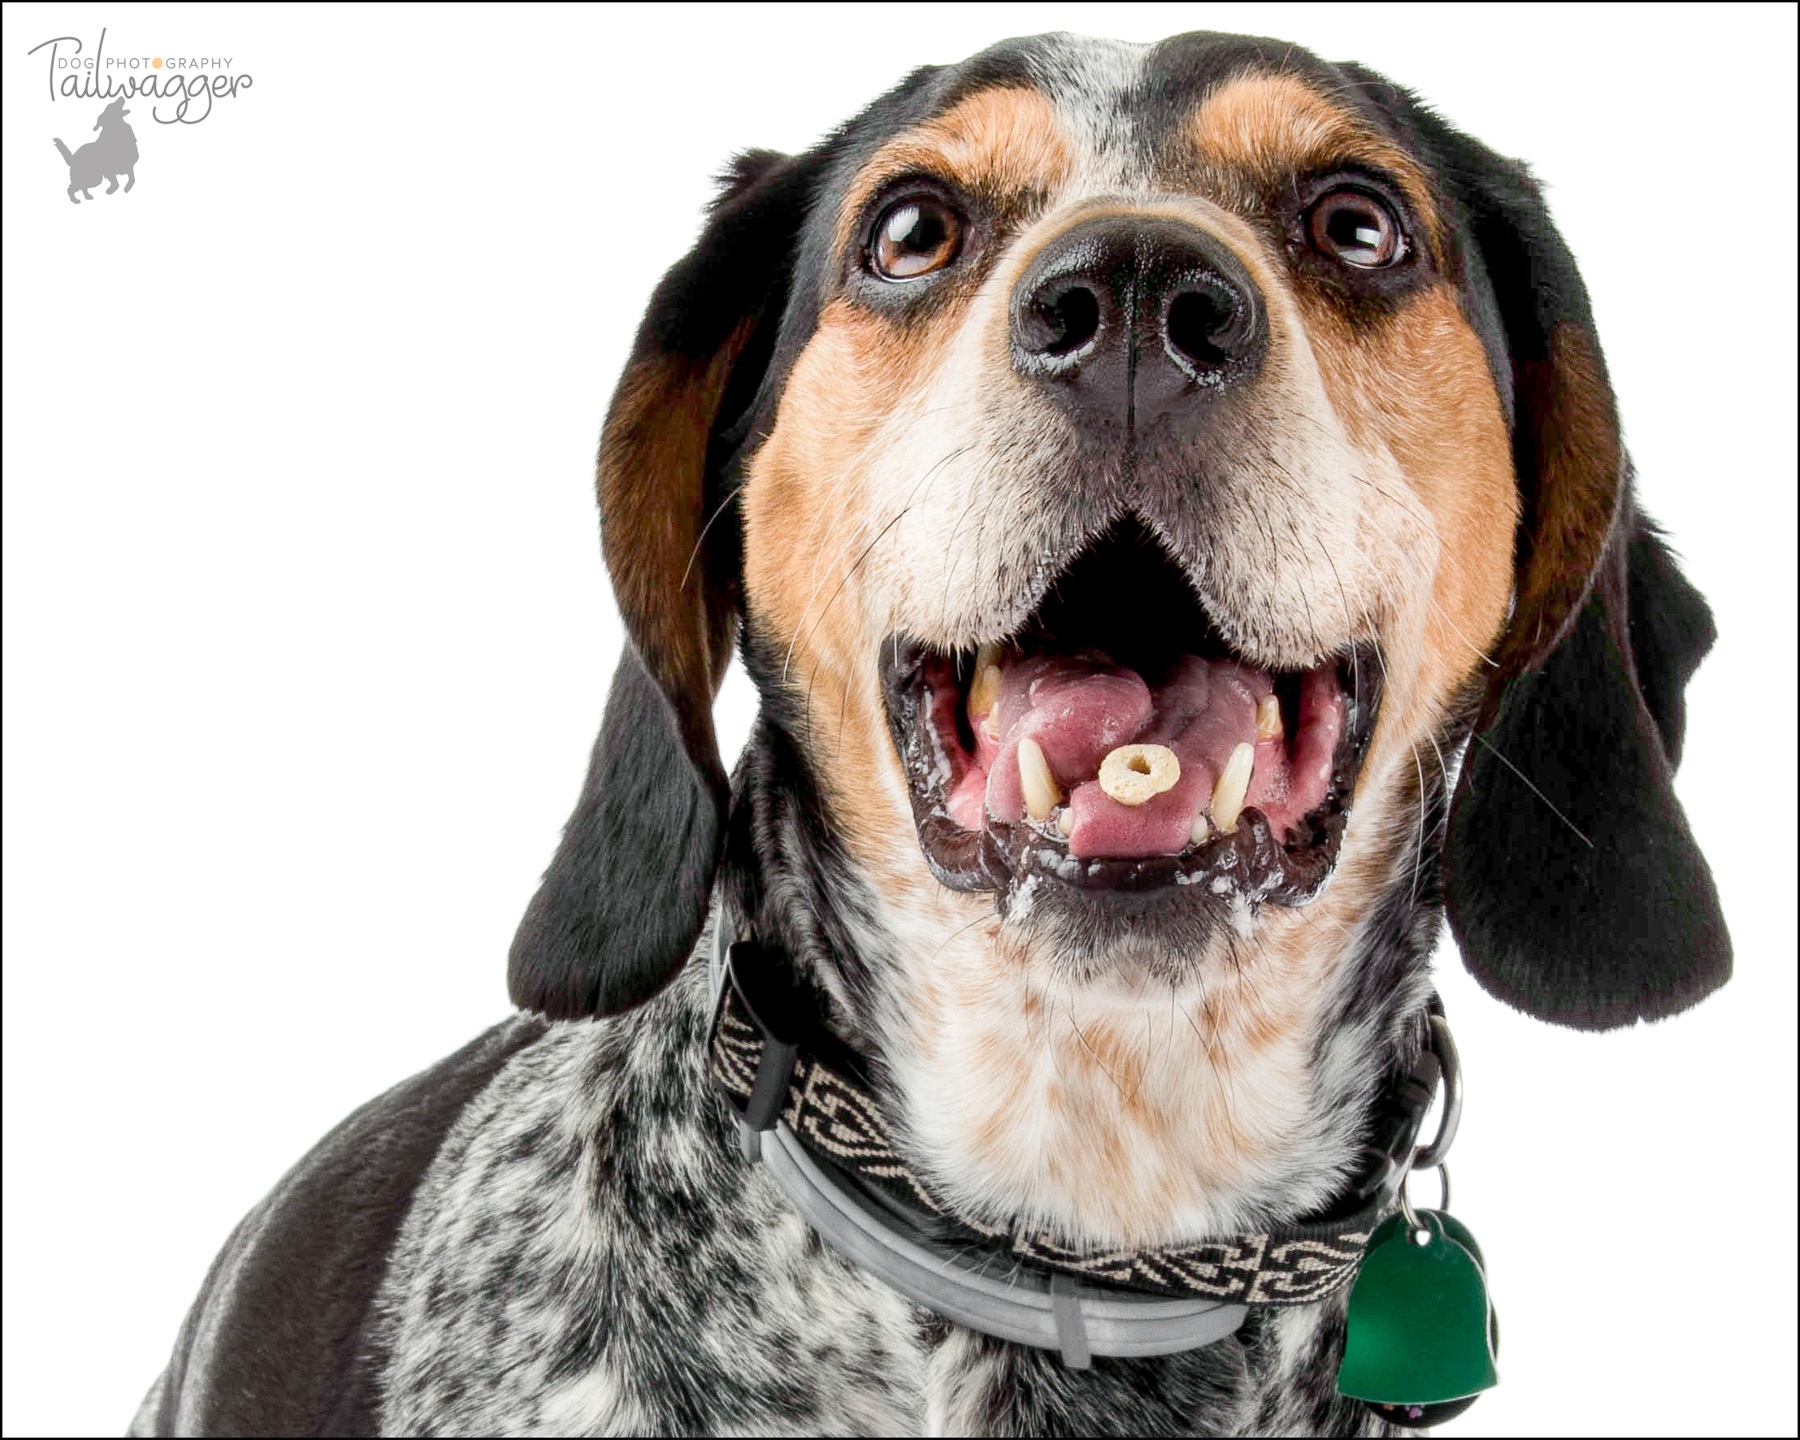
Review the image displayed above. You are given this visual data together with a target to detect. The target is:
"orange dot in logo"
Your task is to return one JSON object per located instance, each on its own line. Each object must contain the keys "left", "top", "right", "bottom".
{"left": 152, "top": 57, "right": 163, "bottom": 68}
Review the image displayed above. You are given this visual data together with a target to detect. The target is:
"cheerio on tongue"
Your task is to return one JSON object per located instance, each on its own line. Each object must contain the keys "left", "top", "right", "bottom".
{"left": 981, "top": 651, "right": 1295, "bottom": 859}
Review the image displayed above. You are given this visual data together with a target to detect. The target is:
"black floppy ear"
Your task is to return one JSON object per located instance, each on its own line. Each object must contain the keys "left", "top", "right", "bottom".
{"left": 1413, "top": 121, "right": 1732, "bottom": 1027}
{"left": 1445, "top": 508, "right": 1730, "bottom": 1028}
{"left": 508, "top": 150, "right": 812, "bottom": 1018}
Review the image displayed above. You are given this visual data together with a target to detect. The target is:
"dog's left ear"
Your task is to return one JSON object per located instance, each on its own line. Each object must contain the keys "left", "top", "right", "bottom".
{"left": 508, "top": 149, "right": 814, "bottom": 1018}
{"left": 1385, "top": 99, "right": 1732, "bottom": 1027}
{"left": 1445, "top": 503, "right": 1731, "bottom": 1029}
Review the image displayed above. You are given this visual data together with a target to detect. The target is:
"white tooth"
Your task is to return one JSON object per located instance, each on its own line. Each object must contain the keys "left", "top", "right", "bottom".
{"left": 1058, "top": 807, "right": 1075, "bottom": 836}
{"left": 968, "top": 663, "right": 1002, "bottom": 721}
{"left": 1256, "top": 695, "right": 1282, "bottom": 741}
{"left": 1190, "top": 811, "right": 1211, "bottom": 846}
{"left": 982, "top": 710, "right": 1003, "bottom": 741}
{"left": 1017, "top": 737, "right": 1063, "bottom": 821}
{"left": 1210, "top": 742, "right": 1254, "bottom": 833}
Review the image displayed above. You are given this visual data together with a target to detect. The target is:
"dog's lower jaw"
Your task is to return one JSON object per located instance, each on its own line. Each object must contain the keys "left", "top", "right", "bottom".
{"left": 902, "top": 807, "right": 1437, "bottom": 1247}
{"left": 726, "top": 714, "right": 1445, "bottom": 1252}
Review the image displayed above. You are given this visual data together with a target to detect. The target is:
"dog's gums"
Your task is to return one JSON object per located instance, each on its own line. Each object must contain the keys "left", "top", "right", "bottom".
{"left": 880, "top": 528, "right": 1380, "bottom": 909}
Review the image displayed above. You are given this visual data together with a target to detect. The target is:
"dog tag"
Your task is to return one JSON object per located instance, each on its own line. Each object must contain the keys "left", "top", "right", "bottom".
{"left": 1337, "top": 1210, "right": 1497, "bottom": 1414}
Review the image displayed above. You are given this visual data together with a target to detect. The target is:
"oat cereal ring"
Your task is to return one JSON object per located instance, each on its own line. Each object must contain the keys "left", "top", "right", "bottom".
{"left": 1098, "top": 744, "right": 1180, "bottom": 806}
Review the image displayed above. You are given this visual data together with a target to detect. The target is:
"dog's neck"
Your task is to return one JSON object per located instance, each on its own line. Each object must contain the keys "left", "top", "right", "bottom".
{"left": 724, "top": 719, "right": 1443, "bottom": 1250}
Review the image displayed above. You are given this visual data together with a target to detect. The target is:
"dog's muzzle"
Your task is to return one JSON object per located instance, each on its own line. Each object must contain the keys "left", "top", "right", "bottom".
{"left": 879, "top": 524, "right": 1382, "bottom": 916}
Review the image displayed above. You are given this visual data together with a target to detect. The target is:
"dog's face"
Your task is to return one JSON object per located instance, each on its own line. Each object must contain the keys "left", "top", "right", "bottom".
{"left": 511, "top": 33, "right": 1727, "bottom": 1240}
{"left": 740, "top": 43, "right": 1520, "bottom": 974}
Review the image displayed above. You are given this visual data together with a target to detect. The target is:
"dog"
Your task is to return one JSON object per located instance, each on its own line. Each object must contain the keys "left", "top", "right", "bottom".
{"left": 130, "top": 31, "right": 1730, "bottom": 1436}
{"left": 54, "top": 96, "right": 139, "bottom": 204}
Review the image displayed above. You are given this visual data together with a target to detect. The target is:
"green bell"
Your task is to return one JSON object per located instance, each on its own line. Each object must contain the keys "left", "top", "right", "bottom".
{"left": 1337, "top": 1211, "right": 1498, "bottom": 1408}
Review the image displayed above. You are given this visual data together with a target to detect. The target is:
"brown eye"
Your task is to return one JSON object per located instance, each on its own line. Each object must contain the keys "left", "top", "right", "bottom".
{"left": 871, "top": 196, "right": 963, "bottom": 280}
{"left": 1306, "top": 189, "right": 1405, "bottom": 268}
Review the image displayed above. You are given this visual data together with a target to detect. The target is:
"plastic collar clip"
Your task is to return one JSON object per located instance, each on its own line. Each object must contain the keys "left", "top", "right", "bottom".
{"left": 725, "top": 941, "right": 801, "bottom": 1163}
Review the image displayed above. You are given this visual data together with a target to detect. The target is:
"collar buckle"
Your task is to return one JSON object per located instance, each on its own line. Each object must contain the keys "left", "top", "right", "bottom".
{"left": 722, "top": 942, "right": 799, "bottom": 1161}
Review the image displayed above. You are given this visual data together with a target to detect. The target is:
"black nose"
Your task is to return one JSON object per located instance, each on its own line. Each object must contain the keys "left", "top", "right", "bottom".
{"left": 1011, "top": 216, "right": 1266, "bottom": 448}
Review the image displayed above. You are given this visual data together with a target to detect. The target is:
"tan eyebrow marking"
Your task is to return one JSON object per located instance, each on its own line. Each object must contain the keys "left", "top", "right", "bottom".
{"left": 833, "top": 87, "right": 1074, "bottom": 258}
{"left": 1189, "top": 72, "right": 1443, "bottom": 253}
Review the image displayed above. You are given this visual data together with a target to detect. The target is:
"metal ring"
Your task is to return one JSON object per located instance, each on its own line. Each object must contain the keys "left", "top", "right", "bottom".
{"left": 1412, "top": 1013, "right": 1462, "bottom": 1170}
{"left": 1398, "top": 1162, "right": 1451, "bottom": 1231}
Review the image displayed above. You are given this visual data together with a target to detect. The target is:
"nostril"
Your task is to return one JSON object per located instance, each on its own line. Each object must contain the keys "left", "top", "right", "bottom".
{"left": 1022, "top": 282, "right": 1102, "bottom": 359}
{"left": 1043, "top": 286, "right": 1101, "bottom": 356}
{"left": 1165, "top": 285, "right": 1243, "bottom": 377}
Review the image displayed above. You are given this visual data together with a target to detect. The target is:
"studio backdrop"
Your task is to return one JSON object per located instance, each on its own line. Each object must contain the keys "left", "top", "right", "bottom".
{"left": 3, "top": 5, "right": 1794, "bottom": 1437}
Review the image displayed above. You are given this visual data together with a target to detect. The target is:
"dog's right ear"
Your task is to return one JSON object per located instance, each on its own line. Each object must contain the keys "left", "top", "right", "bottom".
{"left": 508, "top": 149, "right": 813, "bottom": 1018}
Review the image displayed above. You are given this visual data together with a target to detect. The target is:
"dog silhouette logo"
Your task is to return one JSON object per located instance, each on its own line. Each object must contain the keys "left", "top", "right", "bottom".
{"left": 53, "top": 96, "right": 139, "bottom": 204}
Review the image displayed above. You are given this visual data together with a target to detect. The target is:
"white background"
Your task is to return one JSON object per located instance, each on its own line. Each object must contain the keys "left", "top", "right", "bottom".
{"left": 3, "top": 4, "right": 1794, "bottom": 1436}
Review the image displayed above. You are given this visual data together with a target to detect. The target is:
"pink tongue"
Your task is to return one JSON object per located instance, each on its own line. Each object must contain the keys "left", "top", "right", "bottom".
{"left": 967, "top": 652, "right": 1344, "bottom": 858}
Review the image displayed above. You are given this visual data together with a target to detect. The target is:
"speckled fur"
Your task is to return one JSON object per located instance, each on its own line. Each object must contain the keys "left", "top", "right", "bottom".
{"left": 354, "top": 905, "right": 1420, "bottom": 1436}
{"left": 370, "top": 931, "right": 926, "bottom": 1436}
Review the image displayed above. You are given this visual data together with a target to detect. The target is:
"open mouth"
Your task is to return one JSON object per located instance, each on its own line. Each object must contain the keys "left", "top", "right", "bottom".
{"left": 880, "top": 523, "right": 1380, "bottom": 910}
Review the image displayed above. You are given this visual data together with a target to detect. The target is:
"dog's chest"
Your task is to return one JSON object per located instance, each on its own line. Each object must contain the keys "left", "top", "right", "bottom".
{"left": 368, "top": 969, "right": 1386, "bottom": 1437}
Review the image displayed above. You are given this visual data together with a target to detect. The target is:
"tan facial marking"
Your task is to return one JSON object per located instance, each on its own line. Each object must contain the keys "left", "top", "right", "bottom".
{"left": 1296, "top": 281, "right": 1518, "bottom": 757}
{"left": 833, "top": 87, "right": 1074, "bottom": 257}
{"left": 1189, "top": 72, "right": 1443, "bottom": 256}
{"left": 740, "top": 292, "right": 968, "bottom": 893}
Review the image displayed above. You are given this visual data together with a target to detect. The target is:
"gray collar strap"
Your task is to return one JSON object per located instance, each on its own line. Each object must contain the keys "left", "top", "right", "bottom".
{"left": 707, "top": 929, "right": 1452, "bottom": 1368}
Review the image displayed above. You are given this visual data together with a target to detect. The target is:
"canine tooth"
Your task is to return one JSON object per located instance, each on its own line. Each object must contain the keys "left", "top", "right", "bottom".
{"left": 1211, "top": 742, "right": 1254, "bottom": 832}
{"left": 974, "top": 642, "right": 1003, "bottom": 672}
{"left": 982, "top": 710, "right": 1002, "bottom": 741}
{"left": 1190, "top": 812, "right": 1211, "bottom": 846}
{"left": 968, "top": 663, "right": 1002, "bottom": 720}
{"left": 1098, "top": 744, "right": 1180, "bottom": 806}
{"left": 1256, "top": 695, "right": 1283, "bottom": 740}
{"left": 1058, "top": 807, "right": 1074, "bottom": 836}
{"left": 1017, "top": 737, "right": 1063, "bottom": 821}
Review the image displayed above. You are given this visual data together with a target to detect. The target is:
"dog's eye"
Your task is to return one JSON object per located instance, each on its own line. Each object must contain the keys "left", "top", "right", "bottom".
{"left": 871, "top": 196, "right": 964, "bottom": 281}
{"left": 1306, "top": 188, "right": 1405, "bottom": 268}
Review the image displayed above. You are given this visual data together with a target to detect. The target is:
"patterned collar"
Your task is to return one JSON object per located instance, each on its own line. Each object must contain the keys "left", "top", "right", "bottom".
{"left": 706, "top": 930, "right": 1452, "bottom": 1367}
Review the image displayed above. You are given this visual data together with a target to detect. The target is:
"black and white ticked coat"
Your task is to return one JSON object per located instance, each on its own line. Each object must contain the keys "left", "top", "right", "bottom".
{"left": 129, "top": 907, "right": 1391, "bottom": 1437}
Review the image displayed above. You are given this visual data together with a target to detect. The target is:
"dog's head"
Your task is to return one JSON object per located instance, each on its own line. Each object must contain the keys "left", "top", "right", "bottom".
{"left": 510, "top": 34, "right": 1728, "bottom": 1046}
